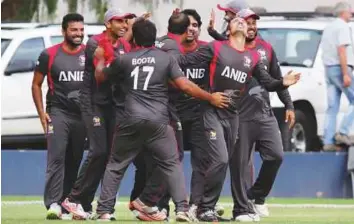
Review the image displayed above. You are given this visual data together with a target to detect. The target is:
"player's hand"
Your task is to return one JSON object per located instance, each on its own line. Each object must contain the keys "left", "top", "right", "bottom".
{"left": 283, "top": 70, "right": 301, "bottom": 86}
{"left": 172, "top": 8, "right": 181, "bottom": 15}
{"left": 343, "top": 74, "right": 352, "bottom": 88}
{"left": 208, "top": 9, "right": 216, "bottom": 30}
{"left": 40, "top": 113, "right": 51, "bottom": 134}
{"left": 141, "top": 12, "right": 151, "bottom": 20}
{"left": 126, "top": 17, "right": 136, "bottom": 26}
{"left": 210, "top": 92, "right": 230, "bottom": 108}
{"left": 285, "top": 109, "right": 295, "bottom": 129}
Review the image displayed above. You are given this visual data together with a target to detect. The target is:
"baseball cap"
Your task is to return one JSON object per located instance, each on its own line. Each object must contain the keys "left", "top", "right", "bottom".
{"left": 217, "top": 0, "right": 249, "bottom": 14}
{"left": 236, "top": 8, "right": 260, "bottom": 20}
{"left": 104, "top": 8, "right": 136, "bottom": 23}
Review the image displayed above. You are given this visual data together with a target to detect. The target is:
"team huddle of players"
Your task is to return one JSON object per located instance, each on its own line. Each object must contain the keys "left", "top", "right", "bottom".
{"left": 31, "top": 0, "right": 300, "bottom": 222}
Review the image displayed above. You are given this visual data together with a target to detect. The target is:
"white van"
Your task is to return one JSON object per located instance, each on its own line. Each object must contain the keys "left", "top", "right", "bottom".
{"left": 1, "top": 25, "right": 104, "bottom": 148}
{"left": 257, "top": 14, "right": 354, "bottom": 152}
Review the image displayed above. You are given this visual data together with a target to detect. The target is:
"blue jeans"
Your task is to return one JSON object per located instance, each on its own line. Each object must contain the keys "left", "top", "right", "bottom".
{"left": 323, "top": 65, "right": 354, "bottom": 145}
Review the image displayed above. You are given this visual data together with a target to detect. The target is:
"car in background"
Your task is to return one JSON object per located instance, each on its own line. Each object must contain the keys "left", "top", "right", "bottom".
{"left": 1, "top": 25, "right": 104, "bottom": 149}
{"left": 256, "top": 12, "right": 354, "bottom": 152}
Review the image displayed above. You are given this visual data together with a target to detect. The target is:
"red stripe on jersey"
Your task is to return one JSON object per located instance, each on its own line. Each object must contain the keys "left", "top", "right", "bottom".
{"left": 46, "top": 44, "right": 62, "bottom": 95}
{"left": 209, "top": 41, "right": 223, "bottom": 89}
{"left": 119, "top": 37, "right": 132, "bottom": 53}
{"left": 250, "top": 50, "right": 260, "bottom": 72}
{"left": 197, "top": 40, "right": 208, "bottom": 45}
{"left": 256, "top": 37, "right": 273, "bottom": 62}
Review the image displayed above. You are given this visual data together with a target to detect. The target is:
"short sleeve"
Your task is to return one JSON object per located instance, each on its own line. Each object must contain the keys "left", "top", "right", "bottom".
{"left": 337, "top": 24, "right": 351, "bottom": 47}
{"left": 35, "top": 50, "right": 49, "bottom": 75}
{"left": 168, "top": 55, "right": 184, "bottom": 80}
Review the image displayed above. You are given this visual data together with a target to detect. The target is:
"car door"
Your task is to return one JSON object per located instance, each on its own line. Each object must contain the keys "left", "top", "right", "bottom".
{"left": 1, "top": 37, "right": 46, "bottom": 136}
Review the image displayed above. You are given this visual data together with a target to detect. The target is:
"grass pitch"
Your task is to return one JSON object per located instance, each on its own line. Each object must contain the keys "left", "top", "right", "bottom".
{"left": 1, "top": 196, "right": 354, "bottom": 223}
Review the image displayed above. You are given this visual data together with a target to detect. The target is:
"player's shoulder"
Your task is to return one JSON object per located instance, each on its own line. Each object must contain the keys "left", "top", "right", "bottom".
{"left": 197, "top": 40, "right": 209, "bottom": 46}
{"left": 255, "top": 37, "right": 273, "bottom": 51}
{"left": 88, "top": 32, "right": 105, "bottom": 46}
{"left": 43, "top": 43, "right": 63, "bottom": 57}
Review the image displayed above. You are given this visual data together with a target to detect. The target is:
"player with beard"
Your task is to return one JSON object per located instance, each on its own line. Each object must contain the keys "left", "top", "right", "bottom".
{"left": 229, "top": 9, "right": 295, "bottom": 219}
{"left": 61, "top": 9, "right": 136, "bottom": 219}
{"left": 208, "top": 0, "right": 248, "bottom": 41}
{"left": 32, "top": 13, "right": 86, "bottom": 220}
{"left": 175, "top": 17, "right": 301, "bottom": 222}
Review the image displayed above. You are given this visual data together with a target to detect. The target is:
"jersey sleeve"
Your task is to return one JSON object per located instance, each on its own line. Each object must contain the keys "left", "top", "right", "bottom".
{"left": 156, "top": 39, "right": 182, "bottom": 58}
{"left": 35, "top": 49, "right": 49, "bottom": 75}
{"left": 252, "top": 61, "right": 286, "bottom": 91}
{"left": 168, "top": 55, "right": 184, "bottom": 80}
{"left": 269, "top": 47, "right": 294, "bottom": 110}
{"left": 102, "top": 56, "right": 123, "bottom": 82}
{"left": 177, "top": 43, "right": 214, "bottom": 68}
{"left": 207, "top": 27, "right": 228, "bottom": 41}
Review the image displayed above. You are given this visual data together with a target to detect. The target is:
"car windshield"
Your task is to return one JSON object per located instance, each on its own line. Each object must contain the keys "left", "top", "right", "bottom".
{"left": 1, "top": 38, "right": 12, "bottom": 55}
{"left": 258, "top": 28, "right": 322, "bottom": 68}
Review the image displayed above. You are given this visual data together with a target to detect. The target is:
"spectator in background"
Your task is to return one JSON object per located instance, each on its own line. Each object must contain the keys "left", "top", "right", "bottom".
{"left": 321, "top": 1, "right": 354, "bottom": 151}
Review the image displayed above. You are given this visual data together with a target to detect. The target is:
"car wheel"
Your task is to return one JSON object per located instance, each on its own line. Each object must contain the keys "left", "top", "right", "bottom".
{"left": 289, "top": 109, "right": 317, "bottom": 152}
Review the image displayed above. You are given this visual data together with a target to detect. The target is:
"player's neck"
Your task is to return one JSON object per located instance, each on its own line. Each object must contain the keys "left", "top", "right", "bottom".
{"left": 229, "top": 35, "right": 245, "bottom": 52}
{"left": 245, "top": 39, "right": 257, "bottom": 49}
{"left": 105, "top": 31, "right": 119, "bottom": 45}
{"left": 62, "top": 42, "right": 82, "bottom": 54}
{"left": 182, "top": 40, "right": 198, "bottom": 52}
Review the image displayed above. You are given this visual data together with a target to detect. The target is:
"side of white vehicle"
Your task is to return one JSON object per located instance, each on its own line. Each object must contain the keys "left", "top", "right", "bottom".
{"left": 258, "top": 19, "right": 354, "bottom": 152}
{"left": 1, "top": 26, "right": 104, "bottom": 147}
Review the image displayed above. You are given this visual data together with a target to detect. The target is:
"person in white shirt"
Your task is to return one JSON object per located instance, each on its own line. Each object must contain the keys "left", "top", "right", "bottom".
{"left": 321, "top": 1, "right": 354, "bottom": 151}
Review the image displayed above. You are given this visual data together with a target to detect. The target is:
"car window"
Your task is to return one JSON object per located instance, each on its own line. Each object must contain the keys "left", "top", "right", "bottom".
{"left": 1, "top": 38, "right": 12, "bottom": 55}
{"left": 258, "top": 28, "right": 322, "bottom": 67}
{"left": 50, "top": 36, "right": 63, "bottom": 46}
{"left": 7, "top": 37, "right": 45, "bottom": 70}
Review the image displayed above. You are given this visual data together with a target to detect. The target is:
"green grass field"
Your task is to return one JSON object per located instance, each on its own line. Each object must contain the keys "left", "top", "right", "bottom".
{"left": 2, "top": 196, "right": 354, "bottom": 223}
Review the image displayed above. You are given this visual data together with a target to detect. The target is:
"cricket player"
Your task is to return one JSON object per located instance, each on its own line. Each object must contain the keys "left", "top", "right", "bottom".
{"left": 175, "top": 17, "right": 301, "bottom": 222}
{"left": 93, "top": 19, "right": 229, "bottom": 221}
{"left": 61, "top": 8, "right": 135, "bottom": 218}
{"left": 229, "top": 8, "right": 295, "bottom": 221}
{"left": 128, "top": 11, "right": 191, "bottom": 219}
{"left": 31, "top": 13, "right": 86, "bottom": 220}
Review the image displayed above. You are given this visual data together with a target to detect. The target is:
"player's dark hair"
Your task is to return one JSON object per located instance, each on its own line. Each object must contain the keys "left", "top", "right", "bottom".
{"left": 62, "top": 13, "right": 84, "bottom": 30}
{"left": 133, "top": 19, "right": 157, "bottom": 47}
{"left": 167, "top": 13, "right": 190, "bottom": 34}
{"left": 181, "top": 9, "right": 202, "bottom": 28}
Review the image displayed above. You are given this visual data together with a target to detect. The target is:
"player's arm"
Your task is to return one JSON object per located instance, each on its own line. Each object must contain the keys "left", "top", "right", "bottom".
{"left": 207, "top": 8, "right": 228, "bottom": 41}
{"left": 80, "top": 38, "right": 98, "bottom": 116}
{"left": 268, "top": 48, "right": 296, "bottom": 128}
{"left": 337, "top": 24, "right": 352, "bottom": 88}
{"left": 176, "top": 43, "right": 214, "bottom": 68}
{"left": 31, "top": 50, "right": 51, "bottom": 134}
{"left": 168, "top": 56, "right": 229, "bottom": 108}
{"left": 208, "top": 28, "right": 228, "bottom": 41}
{"left": 269, "top": 48, "right": 294, "bottom": 111}
{"left": 124, "top": 13, "right": 150, "bottom": 42}
{"left": 253, "top": 61, "right": 301, "bottom": 91}
{"left": 95, "top": 52, "right": 121, "bottom": 83}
